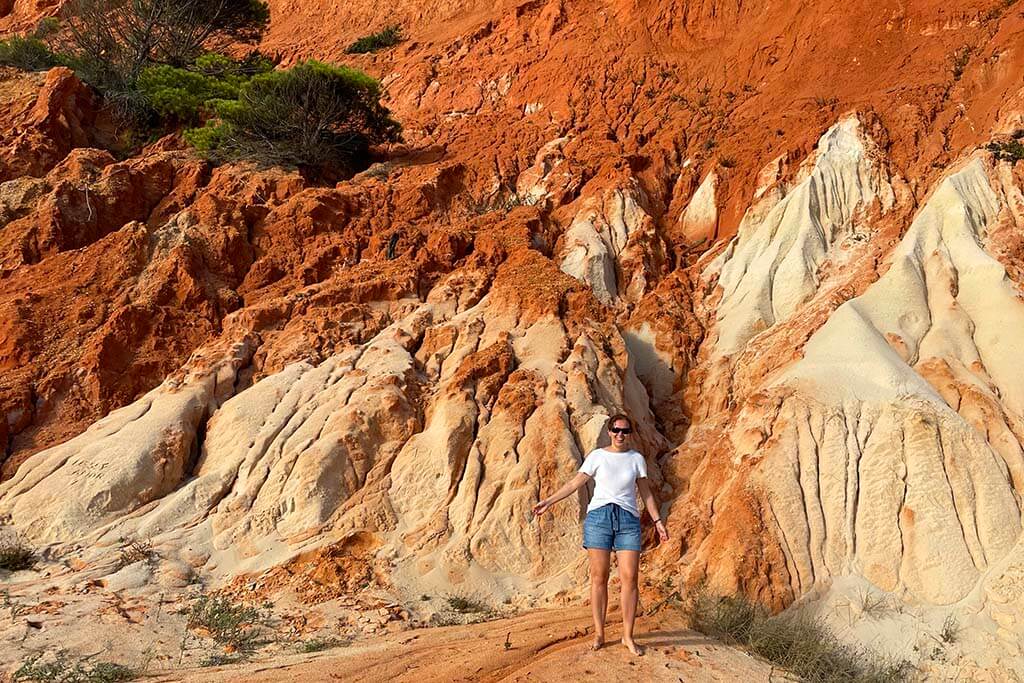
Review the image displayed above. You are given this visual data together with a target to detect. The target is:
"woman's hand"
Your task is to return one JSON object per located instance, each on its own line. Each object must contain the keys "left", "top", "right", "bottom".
{"left": 532, "top": 473, "right": 591, "bottom": 519}
{"left": 655, "top": 520, "right": 669, "bottom": 542}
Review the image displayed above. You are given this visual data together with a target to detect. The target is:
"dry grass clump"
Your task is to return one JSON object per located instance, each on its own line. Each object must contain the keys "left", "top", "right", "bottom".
{"left": 855, "top": 588, "right": 895, "bottom": 619}
{"left": 116, "top": 539, "right": 155, "bottom": 569}
{"left": 940, "top": 615, "right": 960, "bottom": 644}
{"left": 445, "top": 593, "right": 490, "bottom": 614}
{"left": 0, "top": 533, "right": 34, "bottom": 571}
{"left": 685, "top": 591, "right": 911, "bottom": 683}
{"left": 429, "top": 592, "right": 498, "bottom": 626}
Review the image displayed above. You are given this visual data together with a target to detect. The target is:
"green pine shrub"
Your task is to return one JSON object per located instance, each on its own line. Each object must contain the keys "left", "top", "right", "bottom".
{"left": 185, "top": 60, "right": 401, "bottom": 172}
{"left": 0, "top": 2, "right": 401, "bottom": 176}
{"left": 0, "top": 36, "right": 61, "bottom": 71}
{"left": 137, "top": 53, "right": 272, "bottom": 123}
{"left": 987, "top": 131, "right": 1024, "bottom": 163}
{"left": 53, "top": 0, "right": 269, "bottom": 124}
{"left": 0, "top": 17, "right": 64, "bottom": 71}
{"left": 346, "top": 25, "right": 403, "bottom": 54}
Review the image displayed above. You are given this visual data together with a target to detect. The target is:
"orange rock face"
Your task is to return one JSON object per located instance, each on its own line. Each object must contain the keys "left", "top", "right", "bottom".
{"left": 3, "top": 0, "right": 1024, "bottom": 675}
{"left": 0, "top": 67, "right": 95, "bottom": 182}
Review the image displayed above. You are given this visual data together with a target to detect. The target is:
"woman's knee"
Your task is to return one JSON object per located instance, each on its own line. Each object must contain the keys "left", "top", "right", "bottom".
{"left": 617, "top": 563, "right": 638, "bottom": 585}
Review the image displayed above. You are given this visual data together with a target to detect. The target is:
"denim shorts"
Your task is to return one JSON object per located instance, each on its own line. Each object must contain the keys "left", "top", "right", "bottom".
{"left": 583, "top": 503, "right": 642, "bottom": 552}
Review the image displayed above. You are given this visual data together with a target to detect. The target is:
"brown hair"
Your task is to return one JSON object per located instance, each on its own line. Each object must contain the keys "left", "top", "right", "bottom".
{"left": 606, "top": 413, "right": 633, "bottom": 430}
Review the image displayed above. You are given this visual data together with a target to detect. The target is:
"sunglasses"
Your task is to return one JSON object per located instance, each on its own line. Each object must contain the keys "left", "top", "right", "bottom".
{"left": 609, "top": 427, "right": 632, "bottom": 434}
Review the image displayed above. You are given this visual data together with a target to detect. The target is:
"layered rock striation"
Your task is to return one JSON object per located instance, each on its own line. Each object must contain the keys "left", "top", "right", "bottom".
{"left": 2, "top": 0, "right": 1024, "bottom": 675}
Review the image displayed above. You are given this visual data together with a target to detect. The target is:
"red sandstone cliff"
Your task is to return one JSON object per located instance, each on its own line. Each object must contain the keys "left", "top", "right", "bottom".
{"left": 2, "top": 0, "right": 1024, "bottom": 677}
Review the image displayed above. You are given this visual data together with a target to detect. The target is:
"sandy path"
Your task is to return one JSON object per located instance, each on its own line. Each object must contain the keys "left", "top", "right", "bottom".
{"left": 153, "top": 606, "right": 779, "bottom": 682}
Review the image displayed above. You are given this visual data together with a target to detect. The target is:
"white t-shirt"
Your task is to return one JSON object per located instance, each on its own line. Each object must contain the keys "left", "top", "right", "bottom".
{"left": 579, "top": 448, "right": 648, "bottom": 517}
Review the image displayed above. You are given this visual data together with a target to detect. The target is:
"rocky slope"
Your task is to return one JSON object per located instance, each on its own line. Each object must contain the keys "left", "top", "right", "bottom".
{"left": 2, "top": 0, "right": 1024, "bottom": 678}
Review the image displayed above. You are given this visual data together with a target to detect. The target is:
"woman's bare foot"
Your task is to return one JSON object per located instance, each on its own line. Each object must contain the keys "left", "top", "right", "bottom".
{"left": 622, "top": 638, "right": 644, "bottom": 656}
{"left": 591, "top": 634, "right": 605, "bottom": 650}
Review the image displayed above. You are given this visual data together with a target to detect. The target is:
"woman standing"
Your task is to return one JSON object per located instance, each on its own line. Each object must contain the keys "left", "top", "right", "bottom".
{"left": 532, "top": 413, "right": 669, "bottom": 655}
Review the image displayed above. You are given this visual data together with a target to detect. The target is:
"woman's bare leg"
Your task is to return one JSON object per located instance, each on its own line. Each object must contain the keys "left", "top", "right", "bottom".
{"left": 616, "top": 550, "right": 643, "bottom": 655}
{"left": 588, "top": 549, "right": 611, "bottom": 649}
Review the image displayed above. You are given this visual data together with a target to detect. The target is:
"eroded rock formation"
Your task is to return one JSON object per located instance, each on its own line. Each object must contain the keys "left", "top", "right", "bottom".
{"left": 2, "top": 0, "right": 1024, "bottom": 676}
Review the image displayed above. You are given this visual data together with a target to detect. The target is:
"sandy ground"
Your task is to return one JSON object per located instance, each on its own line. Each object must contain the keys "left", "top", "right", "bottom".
{"left": 154, "top": 605, "right": 780, "bottom": 682}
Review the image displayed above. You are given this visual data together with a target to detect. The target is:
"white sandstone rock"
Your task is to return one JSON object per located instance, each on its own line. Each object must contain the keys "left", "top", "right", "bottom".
{"left": 708, "top": 115, "right": 896, "bottom": 354}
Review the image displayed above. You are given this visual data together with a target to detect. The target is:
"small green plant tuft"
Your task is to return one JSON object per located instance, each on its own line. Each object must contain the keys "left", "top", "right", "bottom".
{"left": 951, "top": 46, "right": 972, "bottom": 81}
{"left": 718, "top": 156, "right": 736, "bottom": 169}
{"left": 346, "top": 25, "right": 403, "bottom": 54}
{"left": 13, "top": 652, "right": 138, "bottom": 682}
{"left": 685, "top": 590, "right": 911, "bottom": 682}
{"left": 298, "top": 636, "right": 348, "bottom": 653}
{"left": 0, "top": 534, "right": 35, "bottom": 571}
{"left": 82, "top": 662, "right": 138, "bottom": 683}
{"left": 186, "top": 594, "right": 266, "bottom": 650}
{"left": 199, "top": 653, "right": 243, "bottom": 668}
{"left": 987, "top": 138, "right": 1024, "bottom": 163}
{"left": 983, "top": 0, "right": 1018, "bottom": 22}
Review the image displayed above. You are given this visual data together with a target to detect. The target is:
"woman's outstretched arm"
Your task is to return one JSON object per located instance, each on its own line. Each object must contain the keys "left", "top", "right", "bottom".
{"left": 637, "top": 478, "right": 669, "bottom": 541}
{"left": 532, "top": 472, "right": 592, "bottom": 516}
